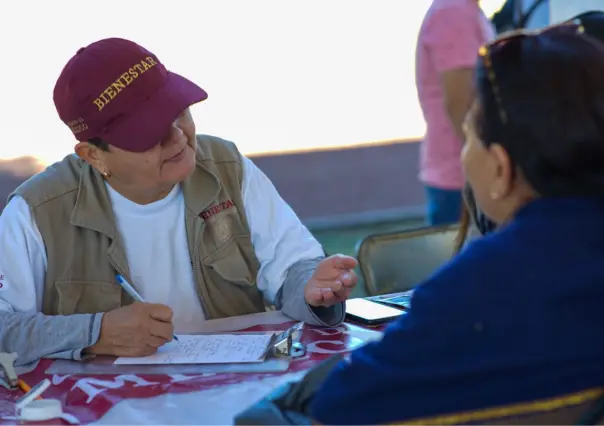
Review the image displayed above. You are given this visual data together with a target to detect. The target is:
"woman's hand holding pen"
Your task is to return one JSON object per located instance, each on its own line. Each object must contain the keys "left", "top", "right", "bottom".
{"left": 84, "top": 302, "right": 175, "bottom": 357}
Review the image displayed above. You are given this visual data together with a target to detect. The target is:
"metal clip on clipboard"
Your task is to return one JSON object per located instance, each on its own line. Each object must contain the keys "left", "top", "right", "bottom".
{"left": 0, "top": 352, "right": 18, "bottom": 390}
{"left": 270, "top": 322, "right": 306, "bottom": 358}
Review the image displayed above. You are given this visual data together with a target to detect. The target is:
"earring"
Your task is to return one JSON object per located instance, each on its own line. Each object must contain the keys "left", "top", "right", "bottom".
{"left": 103, "top": 171, "right": 111, "bottom": 179}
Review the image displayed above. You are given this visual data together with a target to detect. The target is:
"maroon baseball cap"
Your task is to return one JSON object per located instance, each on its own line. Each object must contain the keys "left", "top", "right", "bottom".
{"left": 53, "top": 38, "right": 208, "bottom": 152}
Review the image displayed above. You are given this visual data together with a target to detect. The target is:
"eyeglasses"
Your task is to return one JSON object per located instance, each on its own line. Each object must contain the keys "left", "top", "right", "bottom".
{"left": 477, "top": 21, "right": 585, "bottom": 126}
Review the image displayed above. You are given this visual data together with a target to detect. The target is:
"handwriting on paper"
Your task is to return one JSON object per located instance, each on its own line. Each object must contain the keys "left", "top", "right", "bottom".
{"left": 114, "top": 334, "right": 273, "bottom": 365}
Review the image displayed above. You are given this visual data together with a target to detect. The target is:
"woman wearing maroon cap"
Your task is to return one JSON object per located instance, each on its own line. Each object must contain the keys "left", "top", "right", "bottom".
{"left": 0, "top": 38, "right": 358, "bottom": 365}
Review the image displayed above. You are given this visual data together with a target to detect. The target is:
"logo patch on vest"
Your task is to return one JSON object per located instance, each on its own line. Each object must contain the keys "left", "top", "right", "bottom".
{"left": 199, "top": 200, "right": 234, "bottom": 220}
{"left": 200, "top": 200, "right": 239, "bottom": 244}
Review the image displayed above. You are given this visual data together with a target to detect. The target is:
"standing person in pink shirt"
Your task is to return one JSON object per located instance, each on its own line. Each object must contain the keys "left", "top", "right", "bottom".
{"left": 416, "top": 0, "right": 495, "bottom": 225}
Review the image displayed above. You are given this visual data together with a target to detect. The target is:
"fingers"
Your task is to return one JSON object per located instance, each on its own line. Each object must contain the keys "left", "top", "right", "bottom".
{"left": 145, "top": 304, "right": 174, "bottom": 344}
{"left": 115, "top": 345, "right": 158, "bottom": 358}
{"left": 339, "top": 271, "right": 358, "bottom": 288}
{"left": 148, "top": 304, "right": 174, "bottom": 322}
{"left": 313, "top": 270, "right": 358, "bottom": 291}
{"left": 96, "top": 303, "right": 174, "bottom": 357}
{"left": 321, "top": 290, "right": 342, "bottom": 306}
{"left": 149, "top": 319, "right": 174, "bottom": 342}
{"left": 334, "top": 286, "right": 352, "bottom": 300}
{"left": 147, "top": 335, "right": 170, "bottom": 348}
{"left": 307, "top": 287, "right": 348, "bottom": 307}
{"left": 314, "top": 255, "right": 358, "bottom": 283}
{"left": 307, "top": 287, "right": 336, "bottom": 307}
{"left": 330, "top": 254, "right": 358, "bottom": 270}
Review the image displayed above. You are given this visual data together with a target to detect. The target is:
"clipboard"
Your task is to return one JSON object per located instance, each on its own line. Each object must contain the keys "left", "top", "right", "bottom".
{"left": 46, "top": 323, "right": 307, "bottom": 376}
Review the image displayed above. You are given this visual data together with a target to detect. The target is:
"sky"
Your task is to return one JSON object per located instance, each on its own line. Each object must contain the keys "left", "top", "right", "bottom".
{"left": 0, "top": 0, "right": 506, "bottom": 165}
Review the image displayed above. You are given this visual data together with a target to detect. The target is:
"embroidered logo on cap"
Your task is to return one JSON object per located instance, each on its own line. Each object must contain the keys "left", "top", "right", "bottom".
{"left": 93, "top": 56, "right": 159, "bottom": 111}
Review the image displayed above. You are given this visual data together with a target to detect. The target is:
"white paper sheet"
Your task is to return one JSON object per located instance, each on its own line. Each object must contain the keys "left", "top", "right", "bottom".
{"left": 114, "top": 334, "right": 273, "bottom": 365}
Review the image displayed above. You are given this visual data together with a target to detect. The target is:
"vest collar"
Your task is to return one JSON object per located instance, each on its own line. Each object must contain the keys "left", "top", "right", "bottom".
{"left": 182, "top": 158, "right": 222, "bottom": 219}
{"left": 70, "top": 162, "right": 118, "bottom": 238}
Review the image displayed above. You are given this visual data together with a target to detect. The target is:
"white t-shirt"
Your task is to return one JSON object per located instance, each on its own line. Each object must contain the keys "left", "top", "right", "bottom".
{"left": 0, "top": 155, "right": 324, "bottom": 334}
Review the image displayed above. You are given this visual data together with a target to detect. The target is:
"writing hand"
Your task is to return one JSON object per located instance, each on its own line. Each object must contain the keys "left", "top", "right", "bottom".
{"left": 85, "top": 302, "right": 174, "bottom": 357}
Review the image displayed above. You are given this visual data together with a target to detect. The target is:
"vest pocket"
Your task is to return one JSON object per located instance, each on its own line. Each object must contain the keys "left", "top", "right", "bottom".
{"left": 203, "top": 235, "right": 256, "bottom": 287}
{"left": 55, "top": 280, "right": 123, "bottom": 315}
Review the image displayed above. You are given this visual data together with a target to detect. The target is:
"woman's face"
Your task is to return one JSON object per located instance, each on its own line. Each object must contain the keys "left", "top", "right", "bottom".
{"left": 76, "top": 108, "right": 198, "bottom": 204}
{"left": 461, "top": 101, "right": 518, "bottom": 225}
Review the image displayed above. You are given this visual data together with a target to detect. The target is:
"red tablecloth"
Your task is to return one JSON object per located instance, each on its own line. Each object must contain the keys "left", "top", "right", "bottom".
{"left": 0, "top": 320, "right": 381, "bottom": 424}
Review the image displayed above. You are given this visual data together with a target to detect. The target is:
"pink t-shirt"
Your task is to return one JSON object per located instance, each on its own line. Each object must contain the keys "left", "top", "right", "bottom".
{"left": 415, "top": 0, "right": 495, "bottom": 189}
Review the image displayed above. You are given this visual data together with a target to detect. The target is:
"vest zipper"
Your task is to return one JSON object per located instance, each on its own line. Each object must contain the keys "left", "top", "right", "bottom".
{"left": 107, "top": 256, "right": 136, "bottom": 304}
{"left": 192, "top": 219, "right": 211, "bottom": 319}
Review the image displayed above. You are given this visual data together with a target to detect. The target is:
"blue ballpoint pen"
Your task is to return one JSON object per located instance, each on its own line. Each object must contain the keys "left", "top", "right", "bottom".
{"left": 115, "top": 274, "right": 179, "bottom": 342}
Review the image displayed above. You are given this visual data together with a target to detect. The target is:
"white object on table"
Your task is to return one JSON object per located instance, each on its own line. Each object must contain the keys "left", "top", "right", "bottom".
{"left": 15, "top": 378, "right": 80, "bottom": 424}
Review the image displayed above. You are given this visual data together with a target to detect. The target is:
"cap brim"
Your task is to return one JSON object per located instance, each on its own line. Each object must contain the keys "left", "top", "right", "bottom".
{"left": 102, "top": 72, "right": 208, "bottom": 152}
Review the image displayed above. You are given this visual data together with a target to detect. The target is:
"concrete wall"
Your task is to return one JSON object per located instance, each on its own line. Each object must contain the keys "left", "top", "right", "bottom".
{"left": 250, "top": 140, "right": 425, "bottom": 228}
{"left": 0, "top": 141, "right": 425, "bottom": 226}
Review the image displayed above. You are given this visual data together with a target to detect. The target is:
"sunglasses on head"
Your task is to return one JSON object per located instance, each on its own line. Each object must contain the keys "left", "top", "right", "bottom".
{"left": 478, "top": 21, "right": 585, "bottom": 125}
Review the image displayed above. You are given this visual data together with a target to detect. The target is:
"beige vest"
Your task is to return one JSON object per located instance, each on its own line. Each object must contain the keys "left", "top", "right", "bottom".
{"left": 10, "top": 135, "right": 265, "bottom": 319}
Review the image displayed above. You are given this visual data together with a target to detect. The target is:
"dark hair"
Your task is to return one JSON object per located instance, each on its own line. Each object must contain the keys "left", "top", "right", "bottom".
{"left": 88, "top": 137, "right": 110, "bottom": 151}
{"left": 454, "top": 13, "right": 604, "bottom": 254}
{"left": 455, "top": 184, "right": 498, "bottom": 254}
{"left": 474, "top": 26, "right": 604, "bottom": 198}
{"left": 572, "top": 11, "right": 604, "bottom": 42}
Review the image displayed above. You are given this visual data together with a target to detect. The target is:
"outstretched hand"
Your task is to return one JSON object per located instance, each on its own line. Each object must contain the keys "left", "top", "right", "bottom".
{"left": 304, "top": 254, "right": 358, "bottom": 307}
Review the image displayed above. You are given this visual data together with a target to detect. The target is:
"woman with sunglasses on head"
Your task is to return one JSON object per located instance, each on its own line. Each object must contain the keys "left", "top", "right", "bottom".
{"left": 454, "top": 10, "right": 604, "bottom": 254}
{"left": 311, "top": 17, "right": 604, "bottom": 426}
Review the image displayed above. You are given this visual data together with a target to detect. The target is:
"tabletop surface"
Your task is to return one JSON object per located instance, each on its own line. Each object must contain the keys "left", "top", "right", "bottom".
{"left": 0, "top": 311, "right": 383, "bottom": 425}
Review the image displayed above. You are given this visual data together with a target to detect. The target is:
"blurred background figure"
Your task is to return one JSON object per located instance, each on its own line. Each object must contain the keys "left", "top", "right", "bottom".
{"left": 415, "top": 0, "right": 495, "bottom": 226}
{"left": 492, "top": 0, "right": 549, "bottom": 33}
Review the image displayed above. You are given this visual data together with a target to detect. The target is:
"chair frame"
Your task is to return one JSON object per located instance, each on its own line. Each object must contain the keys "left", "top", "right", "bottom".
{"left": 356, "top": 223, "right": 459, "bottom": 296}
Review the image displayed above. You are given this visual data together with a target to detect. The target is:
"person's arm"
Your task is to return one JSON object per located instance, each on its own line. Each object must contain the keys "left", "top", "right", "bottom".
{"left": 424, "top": 6, "right": 486, "bottom": 138}
{"left": 310, "top": 241, "right": 508, "bottom": 424}
{"left": 0, "top": 196, "right": 102, "bottom": 366}
{"left": 240, "top": 155, "right": 344, "bottom": 326}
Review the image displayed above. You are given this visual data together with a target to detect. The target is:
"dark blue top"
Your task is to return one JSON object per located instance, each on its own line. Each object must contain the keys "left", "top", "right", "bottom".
{"left": 312, "top": 197, "right": 604, "bottom": 424}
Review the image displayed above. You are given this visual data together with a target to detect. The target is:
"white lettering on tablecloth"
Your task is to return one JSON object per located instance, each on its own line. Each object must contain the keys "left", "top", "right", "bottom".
{"left": 305, "top": 326, "right": 382, "bottom": 354}
{"left": 306, "top": 340, "right": 351, "bottom": 355}
{"left": 309, "top": 326, "right": 347, "bottom": 336}
{"left": 77, "top": 375, "right": 158, "bottom": 404}
{"left": 51, "top": 374, "right": 209, "bottom": 404}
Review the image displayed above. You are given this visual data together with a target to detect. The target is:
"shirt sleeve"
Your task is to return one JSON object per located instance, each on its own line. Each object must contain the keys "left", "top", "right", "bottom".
{"left": 0, "top": 195, "right": 47, "bottom": 313}
{"left": 0, "top": 196, "right": 102, "bottom": 366}
{"left": 423, "top": 5, "right": 485, "bottom": 73}
{"left": 240, "top": 155, "right": 325, "bottom": 303}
